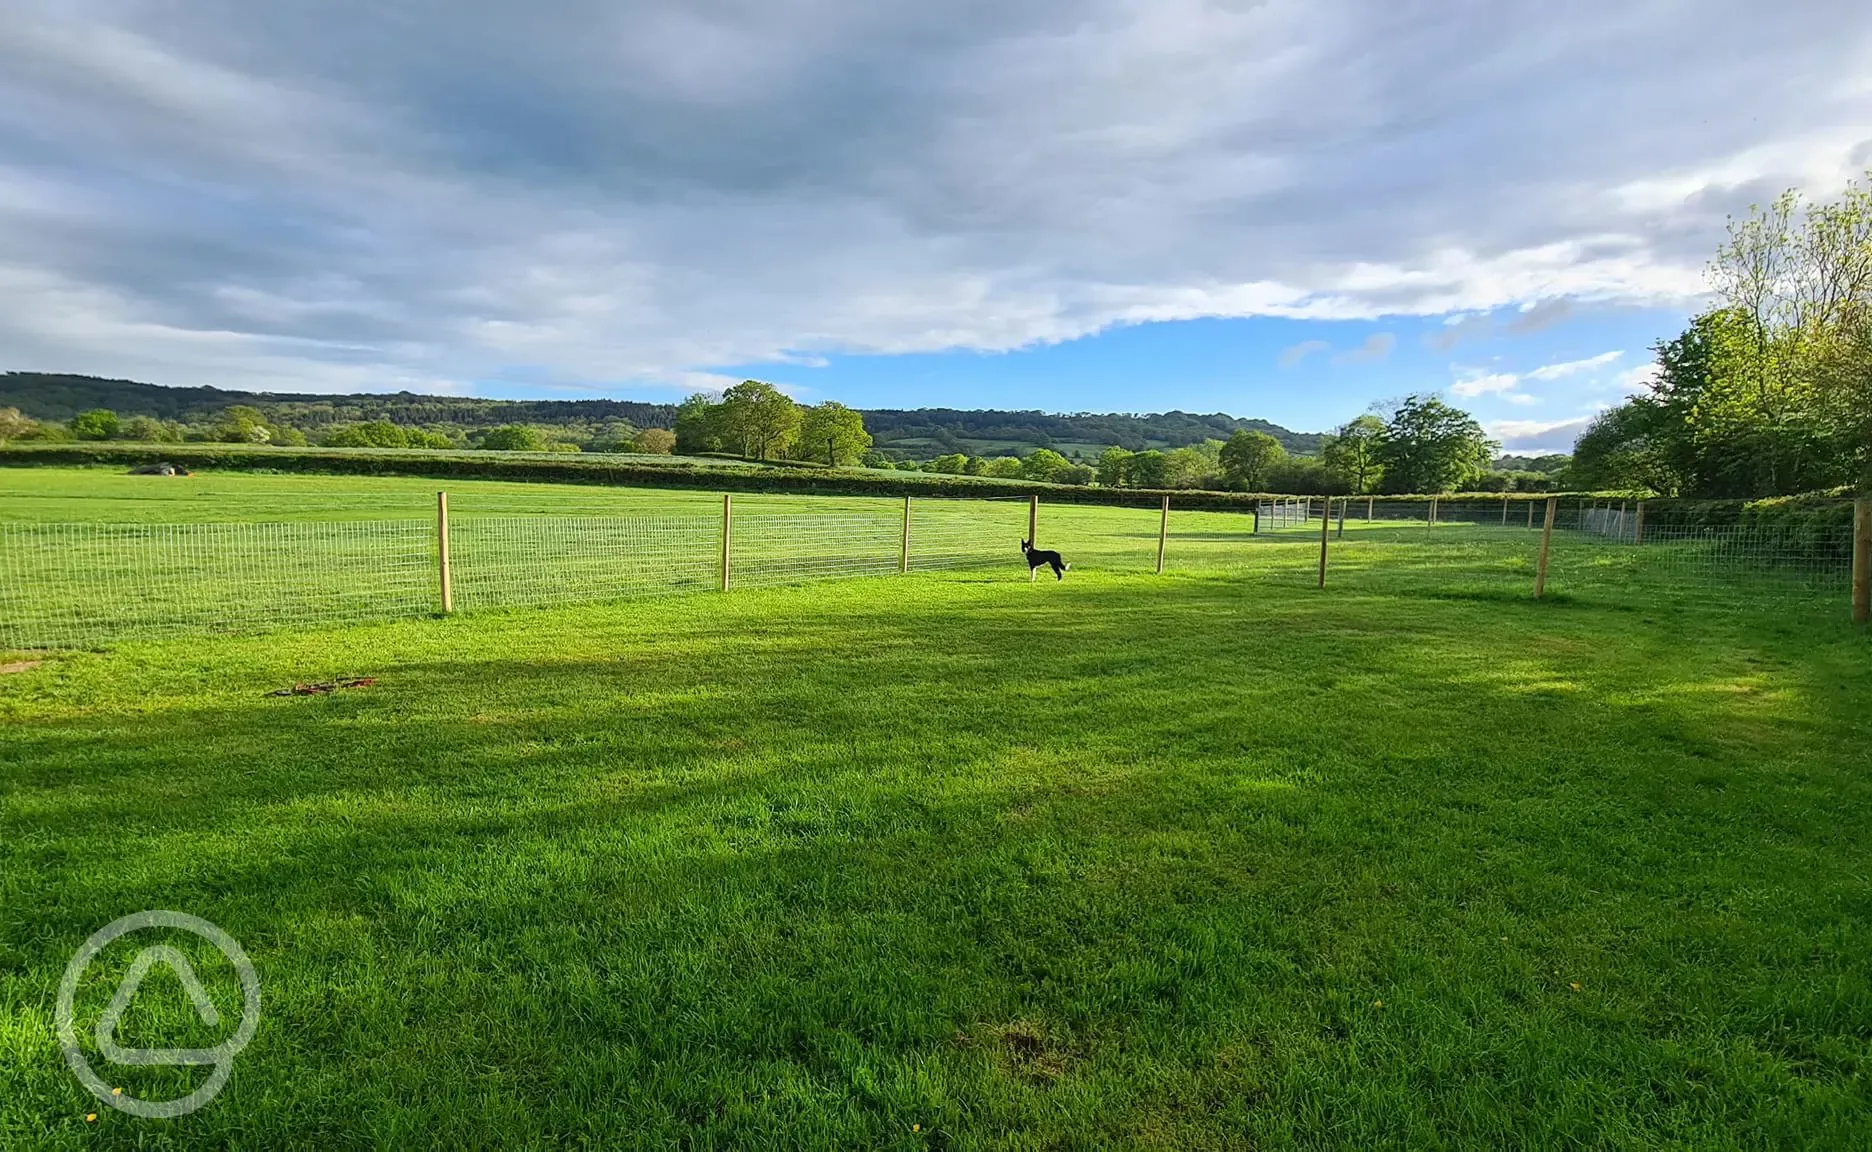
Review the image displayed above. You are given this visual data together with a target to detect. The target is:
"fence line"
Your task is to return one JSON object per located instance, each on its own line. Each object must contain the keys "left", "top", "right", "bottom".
{"left": 2, "top": 493, "right": 1865, "bottom": 650}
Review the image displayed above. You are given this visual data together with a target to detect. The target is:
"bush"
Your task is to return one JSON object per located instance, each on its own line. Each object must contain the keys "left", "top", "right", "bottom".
{"left": 632, "top": 428, "right": 676, "bottom": 455}
{"left": 480, "top": 425, "right": 548, "bottom": 451}
{"left": 70, "top": 409, "right": 120, "bottom": 441}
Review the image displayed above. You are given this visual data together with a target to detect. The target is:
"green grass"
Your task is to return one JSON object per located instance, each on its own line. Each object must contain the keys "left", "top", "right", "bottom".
{"left": 4, "top": 558, "right": 1872, "bottom": 1147}
{"left": 2, "top": 467, "right": 1869, "bottom": 1146}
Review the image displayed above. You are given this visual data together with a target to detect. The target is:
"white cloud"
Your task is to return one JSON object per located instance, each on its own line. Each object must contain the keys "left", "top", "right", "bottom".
{"left": 1526, "top": 350, "right": 1623, "bottom": 380}
{"left": 1487, "top": 416, "right": 1595, "bottom": 452}
{"left": 1616, "top": 362, "right": 1662, "bottom": 394}
{"left": 0, "top": 1, "right": 1869, "bottom": 393}
{"left": 1450, "top": 370, "right": 1522, "bottom": 398}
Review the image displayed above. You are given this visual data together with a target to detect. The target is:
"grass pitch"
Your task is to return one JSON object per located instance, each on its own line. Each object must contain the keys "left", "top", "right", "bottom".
{"left": 2, "top": 506, "right": 1870, "bottom": 1147}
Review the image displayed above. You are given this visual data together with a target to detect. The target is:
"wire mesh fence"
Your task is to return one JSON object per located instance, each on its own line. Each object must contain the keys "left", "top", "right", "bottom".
{"left": 1, "top": 492, "right": 1863, "bottom": 649}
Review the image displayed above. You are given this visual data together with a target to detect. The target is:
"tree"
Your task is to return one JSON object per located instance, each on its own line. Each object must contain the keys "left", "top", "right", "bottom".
{"left": 929, "top": 453, "right": 970, "bottom": 474}
{"left": 1057, "top": 463, "right": 1095, "bottom": 486}
{"left": 984, "top": 456, "right": 1026, "bottom": 478}
{"left": 121, "top": 415, "right": 183, "bottom": 443}
{"left": 1219, "top": 430, "right": 1284, "bottom": 490}
{"left": 0, "top": 407, "right": 36, "bottom": 444}
{"left": 716, "top": 380, "right": 801, "bottom": 459}
{"left": 71, "top": 408, "right": 120, "bottom": 440}
{"left": 481, "top": 424, "right": 547, "bottom": 451}
{"left": 632, "top": 427, "right": 676, "bottom": 454}
{"left": 1096, "top": 446, "right": 1133, "bottom": 487}
{"left": 322, "top": 420, "right": 410, "bottom": 448}
{"left": 1320, "top": 414, "right": 1385, "bottom": 493}
{"left": 797, "top": 401, "right": 872, "bottom": 466}
{"left": 216, "top": 405, "right": 275, "bottom": 444}
{"left": 1373, "top": 395, "right": 1496, "bottom": 493}
{"left": 1125, "top": 449, "right": 1169, "bottom": 489}
{"left": 1021, "top": 448, "right": 1070, "bottom": 482}
{"left": 673, "top": 394, "right": 724, "bottom": 454}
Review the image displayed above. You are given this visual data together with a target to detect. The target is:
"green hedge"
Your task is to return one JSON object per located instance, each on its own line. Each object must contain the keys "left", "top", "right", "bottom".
{"left": 0, "top": 443, "right": 1269, "bottom": 509}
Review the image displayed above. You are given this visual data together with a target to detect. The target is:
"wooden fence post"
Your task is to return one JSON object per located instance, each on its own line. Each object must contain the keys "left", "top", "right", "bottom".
{"left": 1336, "top": 495, "right": 1346, "bottom": 538}
{"left": 1429, "top": 496, "right": 1438, "bottom": 527}
{"left": 1534, "top": 497, "right": 1558, "bottom": 599}
{"left": 436, "top": 491, "right": 453, "bottom": 614}
{"left": 720, "top": 493, "right": 732, "bottom": 592}
{"left": 1317, "top": 496, "right": 1332, "bottom": 587}
{"left": 1156, "top": 494, "right": 1169, "bottom": 574}
{"left": 1367, "top": 495, "right": 1374, "bottom": 523}
{"left": 1853, "top": 497, "right": 1871, "bottom": 624}
{"left": 1501, "top": 496, "right": 1509, "bottom": 525}
{"left": 1527, "top": 501, "right": 1534, "bottom": 529}
{"left": 901, "top": 495, "right": 911, "bottom": 574}
{"left": 1635, "top": 501, "right": 1646, "bottom": 546}
{"left": 1029, "top": 495, "right": 1039, "bottom": 582}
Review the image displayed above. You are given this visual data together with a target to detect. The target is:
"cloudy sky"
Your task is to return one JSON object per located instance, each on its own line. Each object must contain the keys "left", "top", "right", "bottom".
{"left": 3, "top": 1, "right": 1870, "bottom": 449}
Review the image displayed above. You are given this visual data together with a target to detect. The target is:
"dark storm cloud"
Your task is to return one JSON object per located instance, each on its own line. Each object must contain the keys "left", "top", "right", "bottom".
{"left": 1, "top": 0, "right": 1868, "bottom": 392}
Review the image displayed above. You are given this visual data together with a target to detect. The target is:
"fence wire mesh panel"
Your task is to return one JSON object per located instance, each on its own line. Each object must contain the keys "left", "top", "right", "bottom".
{"left": 450, "top": 515, "right": 718, "bottom": 609}
{"left": 1041, "top": 503, "right": 1162, "bottom": 573}
{"left": 731, "top": 508, "right": 905, "bottom": 589}
{"left": 1254, "top": 499, "right": 1319, "bottom": 533}
{"left": 906, "top": 498, "right": 1026, "bottom": 573}
{"left": 1543, "top": 524, "right": 1852, "bottom": 610}
{"left": 0, "top": 520, "right": 434, "bottom": 649}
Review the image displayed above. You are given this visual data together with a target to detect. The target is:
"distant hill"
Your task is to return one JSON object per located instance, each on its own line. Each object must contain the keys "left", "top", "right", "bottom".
{"left": 0, "top": 372, "right": 1323, "bottom": 458}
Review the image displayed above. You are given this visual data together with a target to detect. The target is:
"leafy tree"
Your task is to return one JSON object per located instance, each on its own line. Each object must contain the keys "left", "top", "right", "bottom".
{"left": 632, "top": 427, "right": 676, "bottom": 454}
{"left": 1320, "top": 414, "right": 1385, "bottom": 493}
{"left": 797, "top": 402, "right": 872, "bottom": 466}
{"left": 717, "top": 380, "right": 801, "bottom": 459}
{"left": 1096, "top": 446, "right": 1133, "bottom": 487}
{"left": 1374, "top": 395, "right": 1495, "bottom": 493}
{"left": 1219, "top": 430, "right": 1284, "bottom": 490}
{"left": 929, "top": 453, "right": 970, "bottom": 474}
{"left": 70, "top": 408, "right": 120, "bottom": 440}
{"left": 964, "top": 456, "right": 989, "bottom": 476}
{"left": 323, "top": 420, "right": 410, "bottom": 448}
{"left": 121, "top": 415, "right": 184, "bottom": 443}
{"left": 481, "top": 424, "right": 547, "bottom": 451}
{"left": 673, "top": 394, "right": 724, "bottom": 454}
{"left": 216, "top": 405, "right": 276, "bottom": 444}
{"left": 860, "top": 450, "right": 895, "bottom": 470}
{"left": 1265, "top": 455, "right": 1345, "bottom": 495}
{"left": 984, "top": 456, "right": 1026, "bottom": 478}
{"left": 1021, "top": 448, "right": 1071, "bottom": 482}
{"left": 0, "top": 407, "right": 38, "bottom": 444}
{"left": 1126, "top": 449, "right": 1169, "bottom": 489}
{"left": 1056, "top": 463, "right": 1096, "bottom": 486}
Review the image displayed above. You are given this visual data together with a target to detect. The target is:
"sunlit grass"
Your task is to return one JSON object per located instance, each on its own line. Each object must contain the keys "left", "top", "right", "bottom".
{"left": 3, "top": 563, "right": 1870, "bottom": 1148}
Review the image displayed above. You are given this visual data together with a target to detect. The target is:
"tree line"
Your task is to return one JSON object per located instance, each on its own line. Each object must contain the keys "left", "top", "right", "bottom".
{"left": 1571, "top": 172, "right": 1872, "bottom": 497}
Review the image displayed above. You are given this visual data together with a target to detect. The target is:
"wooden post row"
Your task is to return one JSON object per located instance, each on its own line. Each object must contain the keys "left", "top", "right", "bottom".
{"left": 720, "top": 493, "right": 733, "bottom": 592}
{"left": 1317, "top": 497, "right": 1332, "bottom": 588}
{"left": 1534, "top": 497, "right": 1558, "bottom": 599}
{"left": 1853, "top": 497, "right": 1871, "bottom": 625}
{"left": 1156, "top": 495, "right": 1169, "bottom": 574}
{"left": 436, "top": 491, "right": 453, "bottom": 614}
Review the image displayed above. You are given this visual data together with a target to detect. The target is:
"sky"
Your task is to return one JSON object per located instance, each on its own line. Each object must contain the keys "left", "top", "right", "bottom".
{"left": 2, "top": 2, "right": 1870, "bottom": 451}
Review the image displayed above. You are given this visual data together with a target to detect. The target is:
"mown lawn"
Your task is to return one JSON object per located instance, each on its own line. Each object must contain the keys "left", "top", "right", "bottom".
{"left": 2, "top": 565, "right": 1869, "bottom": 1149}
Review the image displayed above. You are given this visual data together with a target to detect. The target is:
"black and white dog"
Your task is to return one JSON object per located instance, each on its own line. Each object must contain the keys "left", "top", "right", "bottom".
{"left": 1020, "top": 539, "right": 1070, "bottom": 580}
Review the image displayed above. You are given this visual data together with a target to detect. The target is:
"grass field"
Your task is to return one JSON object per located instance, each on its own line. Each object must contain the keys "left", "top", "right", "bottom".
{"left": 2, "top": 466, "right": 1869, "bottom": 1147}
